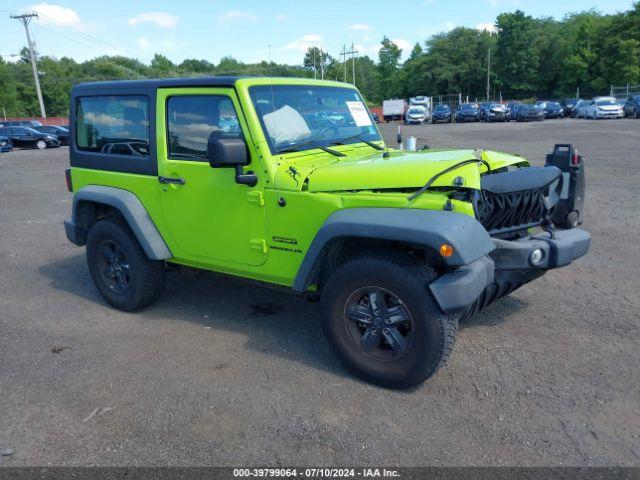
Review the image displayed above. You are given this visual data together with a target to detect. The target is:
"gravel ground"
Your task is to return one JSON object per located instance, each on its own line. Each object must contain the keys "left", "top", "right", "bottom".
{"left": 0, "top": 118, "right": 638, "bottom": 467}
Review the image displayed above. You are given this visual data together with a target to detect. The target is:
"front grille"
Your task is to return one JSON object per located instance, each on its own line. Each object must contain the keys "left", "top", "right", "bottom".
{"left": 475, "top": 187, "right": 548, "bottom": 235}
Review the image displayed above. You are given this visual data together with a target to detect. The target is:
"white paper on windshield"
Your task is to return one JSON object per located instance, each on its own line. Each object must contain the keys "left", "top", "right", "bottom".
{"left": 262, "top": 105, "right": 311, "bottom": 145}
{"left": 346, "top": 101, "right": 373, "bottom": 127}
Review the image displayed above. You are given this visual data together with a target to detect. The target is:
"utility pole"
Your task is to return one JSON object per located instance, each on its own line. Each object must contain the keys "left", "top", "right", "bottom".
{"left": 320, "top": 46, "right": 324, "bottom": 80}
{"left": 313, "top": 47, "right": 317, "bottom": 79}
{"left": 339, "top": 44, "right": 358, "bottom": 85}
{"left": 486, "top": 48, "right": 491, "bottom": 101}
{"left": 11, "top": 12, "right": 46, "bottom": 118}
{"left": 351, "top": 42, "right": 356, "bottom": 86}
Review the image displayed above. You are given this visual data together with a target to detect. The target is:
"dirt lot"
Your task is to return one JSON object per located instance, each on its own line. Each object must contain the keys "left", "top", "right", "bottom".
{"left": 0, "top": 119, "right": 639, "bottom": 467}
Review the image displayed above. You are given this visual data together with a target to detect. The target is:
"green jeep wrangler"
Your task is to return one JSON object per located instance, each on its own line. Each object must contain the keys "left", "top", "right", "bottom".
{"left": 64, "top": 77, "right": 590, "bottom": 388}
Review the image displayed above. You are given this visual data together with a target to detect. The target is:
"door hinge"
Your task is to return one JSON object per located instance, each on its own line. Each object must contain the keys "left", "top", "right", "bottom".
{"left": 246, "top": 191, "right": 264, "bottom": 207}
{"left": 249, "top": 238, "right": 268, "bottom": 254}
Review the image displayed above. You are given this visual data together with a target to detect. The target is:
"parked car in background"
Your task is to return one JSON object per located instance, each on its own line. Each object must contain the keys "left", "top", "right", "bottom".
{"left": 0, "top": 135, "right": 13, "bottom": 152}
{"left": 478, "top": 102, "right": 492, "bottom": 121}
{"left": 455, "top": 103, "right": 480, "bottom": 122}
{"left": 0, "top": 126, "right": 61, "bottom": 149}
{"left": 515, "top": 104, "right": 544, "bottom": 122}
{"left": 483, "top": 103, "right": 509, "bottom": 122}
{"left": 33, "top": 125, "right": 70, "bottom": 145}
{"left": 404, "top": 105, "right": 429, "bottom": 124}
{"left": 382, "top": 99, "right": 406, "bottom": 122}
{"left": 431, "top": 104, "right": 452, "bottom": 123}
{"left": 536, "top": 101, "right": 564, "bottom": 119}
{"left": 585, "top": 98, "right": 624, "bottom": 119}
{"left": 574, "top": 100, "right": 591, "bottom": 118}
{"left": 561, "top": 98, "right": 580, "bottom": 117}
{"left": 623, "top": 95, "right": 640, "bottom": 118}
{"left": 0, "top": 120, "right": 43, "bottom": 128}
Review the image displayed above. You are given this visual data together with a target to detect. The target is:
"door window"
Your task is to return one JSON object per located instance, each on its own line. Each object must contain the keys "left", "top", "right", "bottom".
{"left": 76, "top": 95, "right": 150, "bottom": 156}
{"left": 166, "top": 95, "right": 241, "bottom": 161}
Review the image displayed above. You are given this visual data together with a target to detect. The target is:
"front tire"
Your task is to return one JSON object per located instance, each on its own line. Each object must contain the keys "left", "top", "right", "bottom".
{"left": 36, "top": 140, "right": 47, "bottom": 149}
{"left": 86, "top": 218, "right": 166, "bottom": 311}
{"left": 321, "top": 253, "right": 458, "bottom": 389}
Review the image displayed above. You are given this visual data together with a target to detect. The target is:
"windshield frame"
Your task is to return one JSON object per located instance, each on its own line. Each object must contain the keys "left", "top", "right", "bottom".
{"left": 248, "top": 84, "right": 382, "bottom": 156}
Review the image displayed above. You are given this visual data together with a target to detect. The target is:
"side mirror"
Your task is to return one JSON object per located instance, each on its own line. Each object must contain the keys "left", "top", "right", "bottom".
{"left": 207, "top": 132, "right": 257, "bottom": 187}
{"left": 207, "top": 132, "right": 248, "bottom": 168}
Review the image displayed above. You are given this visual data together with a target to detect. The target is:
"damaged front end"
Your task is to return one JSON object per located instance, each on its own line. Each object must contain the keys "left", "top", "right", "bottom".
{"left": 428, "top": 148, "right": 590, "bottom": 320}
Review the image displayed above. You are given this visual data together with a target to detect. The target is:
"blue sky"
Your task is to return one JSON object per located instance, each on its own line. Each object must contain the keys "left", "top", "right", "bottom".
{"left": 0, "top": 0, "right": 635, "bottom": 65}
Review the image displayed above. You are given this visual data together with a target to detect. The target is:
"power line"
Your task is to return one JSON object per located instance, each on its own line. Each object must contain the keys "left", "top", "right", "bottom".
{"left": 35, "top": 11, "right": 121, "bottom": 52}
{"left": 11, "top": 12, "right": 46, "bottom": 118}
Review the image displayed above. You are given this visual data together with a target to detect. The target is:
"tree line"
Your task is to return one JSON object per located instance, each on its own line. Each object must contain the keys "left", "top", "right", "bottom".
{"left": 1, "top": 3, "right": 638, "bottom": 118}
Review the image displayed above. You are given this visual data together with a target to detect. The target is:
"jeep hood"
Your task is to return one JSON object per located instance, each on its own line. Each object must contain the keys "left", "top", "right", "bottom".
{"left": 277, "top": 149, "right": 528, "bottom": 193}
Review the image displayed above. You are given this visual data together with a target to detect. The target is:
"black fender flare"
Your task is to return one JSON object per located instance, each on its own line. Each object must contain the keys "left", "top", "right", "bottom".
{"left": 65, "top": 185, "right": 172, "bottom": 260}
{"left": 292, "top": 208, "right": 494, "bottom": 292}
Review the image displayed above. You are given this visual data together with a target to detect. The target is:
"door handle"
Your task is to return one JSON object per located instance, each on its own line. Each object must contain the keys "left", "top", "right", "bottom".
{"left": 158, "top": 176, "right": 186, "bottom": 185}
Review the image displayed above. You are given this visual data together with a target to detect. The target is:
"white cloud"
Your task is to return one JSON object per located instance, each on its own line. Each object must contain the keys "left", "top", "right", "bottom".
{"left": 220, "top": 10, "right": 257, "bottom": 22}
{"left": 353, "top": 44, "right": 367, "bottom": 54}
{"left": 137, "top": 37, "right": 152, "bottom": 50}
{"left": 30, "top": 3, "right": 86, "bottom": 31}
{"left": 348, "top": 23, "right": 373, "bottom": 32}
{"left": 476, "top": 23, "right": 498, "bottom": 33}
{"left": 391, "top": 38, "right": 412, "bottom": 52}
{"left": 276, "top": 13, "right": 291, "bottom": 22}
{"left": 128, "top": 12, "right": 179, "bottom": 28}
{"left": 284, "top": 34, "right": 323, "bottom": 52}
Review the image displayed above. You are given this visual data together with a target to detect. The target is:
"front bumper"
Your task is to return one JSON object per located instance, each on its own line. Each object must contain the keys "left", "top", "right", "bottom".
{"left": 429, "top": 228, "right": 591, "bottom": 314}
{"left": 596, "top": 111, "right": 623, "bottom": 119}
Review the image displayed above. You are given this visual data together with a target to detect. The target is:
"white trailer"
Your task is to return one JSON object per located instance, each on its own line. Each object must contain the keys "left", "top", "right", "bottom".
{"left": 382, "top": 99, "right": 406, "bottom": 122}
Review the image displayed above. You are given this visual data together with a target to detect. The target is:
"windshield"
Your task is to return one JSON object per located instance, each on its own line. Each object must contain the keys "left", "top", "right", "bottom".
{"left": 434, "top": 105, "right": 450, "bottom": 112}
{"left": 597, "top": 100, "right": 617, "bottom": 106}
{"left": 408, "top": 108, "right": 425, "bottom": 114}
{"left": 249, "top": 85, "right": 381, "bottom": 154}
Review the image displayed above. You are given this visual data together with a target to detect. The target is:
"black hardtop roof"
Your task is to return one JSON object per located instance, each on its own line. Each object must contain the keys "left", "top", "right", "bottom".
{"left": 72, "top": 76, "right": 244, "bottom": 92}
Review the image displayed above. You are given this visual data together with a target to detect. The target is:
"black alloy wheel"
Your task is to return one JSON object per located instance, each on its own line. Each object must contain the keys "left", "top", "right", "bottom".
{"left": 344, "top": 286, "right": 415, "bottom": 361}
{"left": 96, "top": 240, "right": 131, "bottom": 294}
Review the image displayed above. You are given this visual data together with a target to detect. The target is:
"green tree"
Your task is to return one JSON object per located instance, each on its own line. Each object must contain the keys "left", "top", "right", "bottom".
{"left": 495, "top": 10, "right": 539, "bottom": 96}
{"left": 377, "top": 37, "right": 403, "bottom": 100}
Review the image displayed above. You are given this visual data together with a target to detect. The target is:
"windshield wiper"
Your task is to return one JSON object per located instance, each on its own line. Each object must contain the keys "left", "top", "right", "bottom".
{"left": 407, "top": 158, "right": 491, "bottom": 201}
{"left": 276, "top": 125, "right": 334, "bottom": 154}
{"left": 318, "top": 145, "right": 345, "bottom": 157}
{"left": 331, "top": 133, "right": 384, "bottom": 151}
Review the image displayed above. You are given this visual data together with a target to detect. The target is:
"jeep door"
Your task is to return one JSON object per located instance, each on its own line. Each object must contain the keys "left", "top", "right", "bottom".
{"left": 156, "top": 88, "right": 267, "bottom": 267}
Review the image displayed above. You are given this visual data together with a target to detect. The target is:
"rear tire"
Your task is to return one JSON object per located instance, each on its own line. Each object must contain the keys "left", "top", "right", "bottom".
{"left": 36, "top": 140, "right": 47, "bottom": 149}
{"left": 86, "top": 218, "right": 166, "bottom": 311}
{"left": 320, "top": 253, "right": 458, "bottom": 389}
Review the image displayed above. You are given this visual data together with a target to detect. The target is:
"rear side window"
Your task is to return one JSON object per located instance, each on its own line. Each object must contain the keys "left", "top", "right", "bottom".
{"left": 166, "top": 95, "right": 241, "bottom": 161}
{"left": 76, "top": 96, "right": 149, "bottom": 156}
